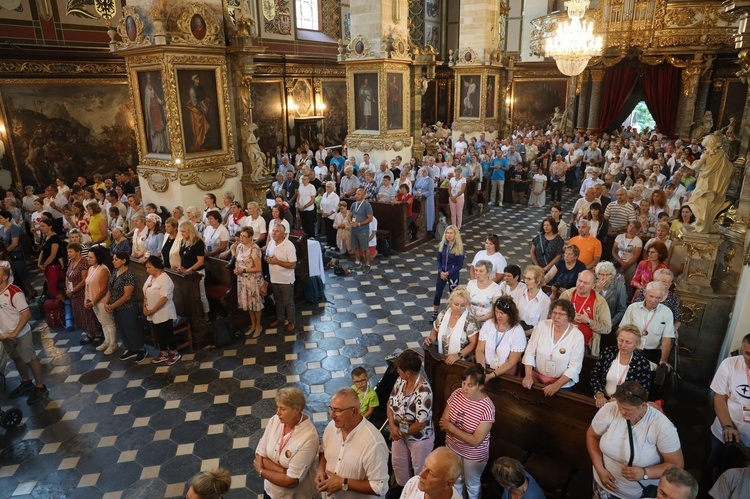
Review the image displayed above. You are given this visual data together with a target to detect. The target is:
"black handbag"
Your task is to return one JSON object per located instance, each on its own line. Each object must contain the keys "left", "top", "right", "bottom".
{"left": 627, "top": 420, "right": 658, "bottom": 498}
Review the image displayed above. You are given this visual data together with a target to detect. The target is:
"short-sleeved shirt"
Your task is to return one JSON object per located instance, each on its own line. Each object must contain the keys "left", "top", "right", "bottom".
{"left": 709, "top": 466, "right": 750, "bottom": 499}
{"left": 433, "top": 310, "right": 479, "bottom": 355}
{"left": 179, "top": 239, "right": 205, "bottom": 271}
{"left": 388, "top": 376, "right": 433, "bottom": 441}
{"left": 353, "top": 384, "right": 379, "bottom": 415}
{"left": 41, "top": 234, "right": 62, "bottom": 264}
{"left": 203, "top": 224, "right": 229, "bottom": 251}
{"left": 142, "top": 271, "right": 176, "bottom": 324}
{"left": 466, "top": 280, "right": 501, "bottom": 320}
{"left": 350, "top": 200, "right": 373, "bottom": 235}
{"left": 478, "top": 322, "right": 526, "bottom": 369}
{"left": 0, "top": 284, "right": 30, "bottom": 338}
{"left": 0, "top": 223, "right": 23, "bottom": 257}
{"left": 470, "top": 250, "right": 507, "bottom": 280}
{"left": 567, "top": 235, "right": 602, "bottom": 267}
{"left": 549, "top": 259, "right": 587, "bottom": 290}
{"left": 614, "top": 234, "right": 643, "bottom": 263}
{"left": 444, "top": 389, "right": 495, "bottom": 461}
{"left": 108, "top": 268, "right": 136, "bottom": 311}
{"left": 710, "top": 356, "right": 750, "bottom": 447}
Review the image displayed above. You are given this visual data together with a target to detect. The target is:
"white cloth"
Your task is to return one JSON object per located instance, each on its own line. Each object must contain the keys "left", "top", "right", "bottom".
{"left": 320, "top": 417, "right": 390, "bottom": 498}
{"left": 497, "top": 281, "right": 526, "bottom": 303}
{"left": 449, "top": 177, "right": 466, "bottom": 198}
{"left": 203, "top": 224, "right": 229, "bottom": 251}
{"left": 248, "top": 215, "right": 267, "bottom": 242}
{"left": 591, "top": 402, "right": 681, "bottom": 499}
{"left": 516, "top": 288, "right": 551, "bottom": 327}
{"left": 478, "top": 322, "right": 526, "bottom": 369}
{"left": 399, "top": 475, "right": 462, "bottom": 499}
{"left": 466, "top": 280, "right": 501, "bottom": 320}
{"left": 266, "top": 238, "right": 297, "bottom": 285}
{"left": 620, "top": 302, "right": 675, "bottom": 350}
{"left": 470, "top": 250, "right": 507, "bottom": 280}
{"left": 614, "top": 234, "right": 643, "bottom": 263}
{"left": 297, "top": 183, "right": 317, "bottom": 212}
{"left": 307, "top": 239, "right": 325, "bottom": 284}
{"left": 320, "top": 192, "right": 341, "bottom": 220}
{"left": 710, "top": 356, "right": 750, "bottom": 447}
{"left": 437, "top": 308, "right": 468, "bottom": 355}
{"left": 522, "top": 320, "right": 585, "bottom": 387}
{"left": 142, "top": 272, "right": 177, "bottom": 324}
{"left": 255, "top": 415, "right": 319, "bottom": 499}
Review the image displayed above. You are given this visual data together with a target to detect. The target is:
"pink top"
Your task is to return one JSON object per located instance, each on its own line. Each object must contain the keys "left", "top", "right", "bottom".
{"left": 85, "top": 264, "right": 110, "bottom": 302}
{"left": 444, "top": 388, "right": 495, "bottom": 461}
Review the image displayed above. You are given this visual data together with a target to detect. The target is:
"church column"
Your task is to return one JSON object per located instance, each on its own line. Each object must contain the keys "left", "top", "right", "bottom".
{"left": 411, "top": 49, "right": 438, "bottom": 160}
{"left": 576, "top": 71, "right": 591, "bottom": 132}
{"left": 499, "top": 58, "right": 515, "bottom": 137}
{"left": 586, "top": 69, "right": 604, "bottom": 133}
{"left": 450, "top": 0, "right": 504, "bottom": 143}
{"left": 693, "top": 69, "right": 713, "bottom": 126}
{"left": 676, "top": 60, "right": 702, "bottom": 139}
{"left": 342, "top": 0, "right": 412, "bottom": 165}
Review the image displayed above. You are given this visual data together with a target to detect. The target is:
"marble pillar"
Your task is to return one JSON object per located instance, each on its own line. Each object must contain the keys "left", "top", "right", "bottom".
{"left": 677, "top": 62, "right": 702, "bottom": 139}
{"left": 586, "top": 70, "right": 604, "bottom": 133}
{"left": 693, "top": 70, "right": 713, "bottom": 125}
{"left": 576, "top": 71, "right": 591, "bottom": 132}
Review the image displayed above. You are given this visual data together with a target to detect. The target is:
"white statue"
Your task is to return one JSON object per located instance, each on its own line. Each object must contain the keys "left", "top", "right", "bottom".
{"left": 720, "top": 117, "right": 738, "bottom": 141}
{"left": 691, "top": 110, "right": 713, "bottom": 140}
{"left": 550, "top": 106, "right": 565, "bottom": 132}
{"left": 686, "top": 132, "right": 734, "bottom": 233}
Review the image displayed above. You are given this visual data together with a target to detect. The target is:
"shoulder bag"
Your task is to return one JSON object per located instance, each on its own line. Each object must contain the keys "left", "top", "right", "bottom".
{"left": 627, "top": 420, "right": 659, "bottom": 498}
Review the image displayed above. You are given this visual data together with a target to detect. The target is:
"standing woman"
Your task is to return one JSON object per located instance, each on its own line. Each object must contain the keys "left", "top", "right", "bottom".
{"left": 431, "top": 225, "right": 465, "bottom": 322}
{"left": 320, "top": 181, "right": 340, "bottom": 249}
{"left": 177, "top": 222, "right": 210, "bottom": 318}
{"left": 527, "top": 164, "right": 547, "bottom": 207}
{"left": 498, "top": 264, "right": 526, "bottom": 302}
{"left": 476, "top": 296, "right": 526, "bottom": 380}
{"left": 550, "top": 204, "right": 569, "bottom": 240}
{"left": 160, "top": 217, "right": 183, "bottom": 271}
{"left": 333, "top": 201, "right": 353, "bottom": 256}
{"left": 142, "top": 213, "right": 165, "bottom": 261}
{"left": 234, "top": 227, "right": 264, "bottom": 338}
{"left": 587, "top": 202, "right": 609, "bottom": 246}
{"left": 253, "top": 387, "right": 319, "bottom": 499}
{"left": 387, "top": 350, "right": 434, "bottom": 488}
{"left": 143, "top": 256, "right": 180, "bottom": 365}
{"left": 246, "top": 202, "right": 268, "bottom": 247}
{"left": 0, "top": 210, "right": 35, "bottom": 297}
{"left": 466, "top": 260, "right": 501, "bottom": 323}
{"left": 439, "top": 365, "right": 496, "bottom": 499}
{"left": 85, "top": 246, "right": 117, "bottom": 355}
{"left": 424, "top": 287, "right": 479, "bottom": 365}
{"left": 530, "top": 217, "right": 564, "bottom": 273}
{"left": 86, "top": 203, "right": 109, "bottom": 247}
{"left": 186, "top": 206, "right": 205, "bottom": 236}
{"left": 449, "top": 166, "right": 467, "bottom": 228}
{"left": 104, "top": 251, "right": 144, "bottom": 362}
{"left": 66, "top": 242, "right": 101, "bottom": 345}
{"left": 130, "top": 214, "right": 148, "bottom": 260}
{"left": 548, "top": 154, "right": 566, "bottom": 203}
{"left": 38, "top": 218, "right": 64, "bottom": 302}
{"left": 590, "top": 325, "right": 652, "bottom": 408}
{"left": 414, "top": 166, "right": 436, "bottom": 233}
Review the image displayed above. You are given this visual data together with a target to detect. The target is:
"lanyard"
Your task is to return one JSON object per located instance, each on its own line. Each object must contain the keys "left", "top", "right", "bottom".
{"left": 642, "top": 306, "right": 657, "bottom": 334}
{"left": 401, "top": 376, "right": 421, "bottom": 416}
{"left": 573, "top": 291, "right": 594, "bottom": 317}
{"left": 494, "top": 324, "right": 510, "bottom": 353}
{"left": 277, "top": 424, "right": 296, "bottom": 457}
{"left": 549, "top": 324, "right": 572, "bottom": 359}
{"left": 616, "top": 352, "right": 631, "bottom": 385}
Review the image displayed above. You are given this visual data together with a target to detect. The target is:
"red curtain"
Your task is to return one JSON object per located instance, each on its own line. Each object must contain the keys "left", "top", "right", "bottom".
{"left": 641, "top": 64, "right": 681, "bottom": 139}
{"left": 597, "top": 65, "right": 639, "bottom": 133}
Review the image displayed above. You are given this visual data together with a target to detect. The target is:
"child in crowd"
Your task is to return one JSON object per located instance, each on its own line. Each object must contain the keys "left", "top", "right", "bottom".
{"left": 351, "top": 366, "right": 378, "bottom": 419}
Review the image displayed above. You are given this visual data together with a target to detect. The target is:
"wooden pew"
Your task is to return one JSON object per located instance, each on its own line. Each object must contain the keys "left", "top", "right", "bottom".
{"left": 424, "top": 345, "right": 598, "bottom": 497}
{"left": 369, "top": 199, "right": 435, "bottom": 251}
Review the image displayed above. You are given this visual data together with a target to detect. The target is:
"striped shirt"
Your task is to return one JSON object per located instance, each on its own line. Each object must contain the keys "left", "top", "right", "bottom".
{"left": 604, "top": 202, "right": 636, "bottom": 234}
{"left": 445, "top": 389, "right": 495, "bottom": 461}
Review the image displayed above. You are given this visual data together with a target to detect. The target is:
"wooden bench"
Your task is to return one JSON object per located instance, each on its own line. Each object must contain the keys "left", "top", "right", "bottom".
{"left": 424, "top": 345, "right": 598, "bottom": 498}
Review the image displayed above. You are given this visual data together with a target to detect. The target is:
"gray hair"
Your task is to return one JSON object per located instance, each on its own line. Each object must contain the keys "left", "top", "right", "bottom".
{"left": 645, "top": 280, "right": 666, "bottom": 297}
{"left": 223, "top": 191, "right": 235, "bottom": 201}
{"left": 325, "top": 181, "right": 336, "bottom": 189}
{"left": 276, "top": 386, "right": 306, "bottom": 410}
{"left": 660, "top": 468, "right": 698, "bottom": 499}
{"left": 474, "top": 259, "right": 493, "bottom": 276}
{"left": 595, "top": 261, "right": 616, "bottom": 276}
{"left": 653, "top": 268, "right": 674, "bottom": 281}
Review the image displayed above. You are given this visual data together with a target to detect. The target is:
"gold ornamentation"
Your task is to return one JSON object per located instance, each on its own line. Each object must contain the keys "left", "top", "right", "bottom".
{"left": 684, "top": 241, "right": 720, "bottom": 260}
{"left": 451, "top": 119, "right": 499, "bottom": 134}
{"left": 346, "top": 35, "right": 375, "bottom": 59}
{"left": 665, "top": 8, "right": 697, "bottom": 27}
{"left": 346, "top": 135, "right": 413, "bottom": 153}
{"left": 116, "top": 6, "right": 151, "bottom": 50}
{"left": 389, "top": 35, "right": 410, "bottom": 60}
{"left": 681, "top": 302, "right": 706, "bottom": 325}
{"left": 139, "top": 167, "right": 178, "bottom": 192}
{"left": 169, "top": 3, "right": 223, "bottom": 46}
{"left": 454, "top": 47, "right": 479, "bottom": 66}
{"left": 0, "top": 61, "right": 126, "bottom": 75}
{"left": 178, "top": 164, "right": 238, "bottom": 190}
{"left": 682, "top": 64, "right": 702, "bottom": 97}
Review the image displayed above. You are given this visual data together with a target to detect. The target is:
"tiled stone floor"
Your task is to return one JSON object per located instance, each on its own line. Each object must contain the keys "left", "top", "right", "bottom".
{"left": 0, "top": 194, "right": 710, "bottom": 498}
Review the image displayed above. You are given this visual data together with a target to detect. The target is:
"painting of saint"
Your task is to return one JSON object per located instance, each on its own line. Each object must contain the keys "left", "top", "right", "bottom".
{"left": 126, "top": 16, "right": 137, "bottom": 41}
{"left": 191, "top": 14, "right": 206, "bottom": 40}
{"left": 387, "top": 73, "right": 403, "bottom": 130}
{"left": 177, "top": 69, "right": 222, "bottom": 153}
{"left": 354, "top": 73, "right": 378, "bottom": 131}
{"left": 138, "top": 71, "right": 170, "bottom": 155}
{"left": 425, "top": 0, "right": 439, "bottom": 19}
{"left": 486, "top": 75, "right": 496, "bottom": 119}
{"left": 460, "top": 76, "right": 479, "bottom": 118}
{"left": 250, "top": 81, "right": 285, "bottom": 153}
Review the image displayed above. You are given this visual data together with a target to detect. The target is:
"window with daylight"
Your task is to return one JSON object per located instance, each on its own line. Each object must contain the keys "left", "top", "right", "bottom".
{"left": 295, "top": 0, "right": 320, "bottom": 31}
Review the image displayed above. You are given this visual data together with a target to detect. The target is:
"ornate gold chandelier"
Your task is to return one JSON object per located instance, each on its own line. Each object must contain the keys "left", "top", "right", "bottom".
{"left": 545, "top": 0, "right": 603, "bottom": 77}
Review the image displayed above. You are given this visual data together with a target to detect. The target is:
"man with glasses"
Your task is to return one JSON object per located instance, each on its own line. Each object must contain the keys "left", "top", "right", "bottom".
{"left": 316, "top": 387, "right": 389, "bottom": 498}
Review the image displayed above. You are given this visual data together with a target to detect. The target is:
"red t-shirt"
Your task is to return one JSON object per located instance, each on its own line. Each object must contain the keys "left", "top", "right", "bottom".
{"left": 396, "top": 193, "right": 413, "bottom": 217}
{"left": 570, "top": 291, "right": 595, "bottom": 346}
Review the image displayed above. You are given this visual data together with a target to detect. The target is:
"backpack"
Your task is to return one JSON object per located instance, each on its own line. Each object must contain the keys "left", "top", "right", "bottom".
{"left": 44, "top": 299, "right": 63, "bottom": 328}
{"left": 377, "top": 237, "right": 391, "bottom": 258}
{"left": 304, "top": 276, "right": 327, "bottom": 303}
{"left": 209, "top": 317, "right": 235, "bottom": 348}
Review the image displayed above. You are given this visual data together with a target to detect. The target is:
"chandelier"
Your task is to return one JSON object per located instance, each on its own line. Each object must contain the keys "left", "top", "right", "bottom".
{"left": 545, "top": 0, "right": 603, "bottom": 77}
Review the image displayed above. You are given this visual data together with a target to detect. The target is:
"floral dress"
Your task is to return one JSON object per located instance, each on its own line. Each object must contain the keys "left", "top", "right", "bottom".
{"left": 236, "top": 242, "right": 264, "bottom": 312}
{"left": 66, "top": 256, "right": 100, "bottom": 335}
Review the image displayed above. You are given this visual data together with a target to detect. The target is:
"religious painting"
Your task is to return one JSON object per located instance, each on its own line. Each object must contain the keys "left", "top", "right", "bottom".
{"left": 437, "top": 80, "right": 452, "bottom": 124}
{"left": 486, "top": 75, "right": 496, "bottom": 119}
{"left": 459, "top": 75, "right": 481, "bottom": 119}
{"left": 176, "top": 69, "right": 223, "bottom": 154}
{"left": 291, "top": 78, "right": 314, "bottom": 118}
{"left": 0, "top": 80, "right": 137, "bottom": 188}
{"left": 191, "top": 14, "right": 207, "bottom": 40}
{"left": 511, "top": 79, "right": 568, "bottom": 128}
{"left": 425, "top": 21, "right": 440, "bottom": 48}
{"left": 421, "top": 80, "right": 437, "bottom": 125}
{"left": 321, "top": 80, "right": 348, "bottom": 146}
{"left": 386, "top": 73, "right": 404, "bottom": 130}
{"left": 136, "top": 70, "right": 171, "bottom": 155}
{"left": 353, "top": 72, "right": 379, "bottom": 131}
{"left": 425, "top": 0, "right": 439, "bottom": 20}
{"left": 249, "top": 80, "right": 285, "bottom": 153}
{"left": 126, "top": 15, "right": 137, "bottom": 41}
{"left": 718, "top": 80, "right": 748, "bottom": 130}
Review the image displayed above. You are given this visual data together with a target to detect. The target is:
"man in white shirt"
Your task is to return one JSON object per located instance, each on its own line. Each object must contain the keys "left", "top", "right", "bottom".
{"left": 265, "top": 224, "right": 297, "bottom": 332}
{"left": 315, "top": 144, "right": 328, "bottom": 163}
{"left": 620, "top": 281, "right": 675, "bottom": 366}
{"left": 375, "top": 161, "right": 394, "bottom": 187}
{"left": 399, "top": 447, "right": 462, "bottom": 499}
{"left": 359, "top": 153, "right": 376, "bottom": 175}
{"left": 453, "top": 134, "right": 468, "bottom": 155}
{"left": 316, "top": 387, "right": 389, "bottom": 498}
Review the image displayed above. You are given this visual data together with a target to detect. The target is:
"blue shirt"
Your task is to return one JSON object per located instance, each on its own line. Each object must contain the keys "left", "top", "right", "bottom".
{"left": 330, "top": 155, "right": 345, "bottom": 172}
{"left": 500, "top": 472, "right": 545, "bottom": 499}
{"left": 490, "top": 157, "right": 508, "bottom": 181}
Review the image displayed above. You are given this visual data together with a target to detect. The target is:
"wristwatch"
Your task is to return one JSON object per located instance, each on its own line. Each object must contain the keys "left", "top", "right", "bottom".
{"left": 342, "top": 478, "right": 349, "bottom": 491}
{"left": 642, "top": 468, "right": 648, "bottom": 480}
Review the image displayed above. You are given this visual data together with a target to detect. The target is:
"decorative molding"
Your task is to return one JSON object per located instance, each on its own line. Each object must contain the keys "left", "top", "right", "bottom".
{"left": 346, "top": 135, "right": 413, "bottom": 153}
{"left": 179, "top": 164, "right": 239, "bottom": 190}
{"left": 116, "top": 6, "right": 151, "bottom": 50}
{"left": 451, "top": 119, "right": 499, "bottom": 134}
{"left": 169, "top": 3, "right": 224, "bottom": 46}
{"left": 454, "top": 47, "right": 480, "bottom": 66}
{"left": 253, "top": 65, "right": 346, "bottom": 77}
{"left": 0, "top": 61, "right": 126, "bottom": 76}
{"left": 346, "top": 35, "right": 376, "bottom": 59}
{"left": 139, "top": 167, "right": 178, "bottom": 193}
{"left": 388, "top": 34, "right": 411, "bottom": 60}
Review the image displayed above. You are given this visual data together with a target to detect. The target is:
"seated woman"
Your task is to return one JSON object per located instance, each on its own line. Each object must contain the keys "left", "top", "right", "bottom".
{"left": 544, "top": 245, "right": 587, "bottom": 298}
{"left": 644, "top": 221, "right": 672, "bottom": 256}
{"left": 591, "top": 325, "right": 653, "bottom": 408}
{"left": 631, "top": 241, "right": 669, "bottom": 293}
{"left": 530, "top": 217, "right": 564, "bottom": 273}
{"left": 387, "top": 350, "right": 434, "bottom": 488}
{"left": 587, "top": 381, "right": 683, "bottom": 499}
{"left": 466, "top": 260, "right": 501, "bottom": 323}
{"left": 253, "top": 387, "right": 318, "bottom": 498}
{"left": 515, "top": 265, "right": 551, "bottom": 332}
{"left": 670, "top": 205, "right": 695, "bottom": 238}
{"left": 439, "top": 365, "right": 495, "bottom": 499}
{"left": 476, "top": 297, "right": 526, "bottom": 381}
{"left": 497, "top": 264, "right": 526, "bottom": 302}
{"left": 522, "top": 299, "right": 585, "bottom": 396}
{"left": 470, "top": 234, "right": 507, "bottom": 283}
{"left": 423, "top": 287, "right": 479, "bottom": 365}
{"left": 594, "top": 261, "right": 628, "bottom": 329}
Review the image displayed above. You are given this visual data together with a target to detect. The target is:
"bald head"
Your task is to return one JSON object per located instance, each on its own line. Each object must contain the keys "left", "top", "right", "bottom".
{"left": 576, "top": 270, "right": 595, "bottom": 295}
{"left": 418, "top": 447, "right": 462, "bottom": 495}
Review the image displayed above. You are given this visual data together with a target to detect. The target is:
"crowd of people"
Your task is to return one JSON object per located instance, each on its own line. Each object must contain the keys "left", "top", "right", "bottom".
{"left": 0, "top": 120, "right": 743, "bottom": 498}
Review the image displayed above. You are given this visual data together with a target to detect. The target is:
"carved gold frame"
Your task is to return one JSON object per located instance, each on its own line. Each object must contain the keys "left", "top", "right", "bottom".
{"left": 128, "top": 63, "right": 171, "bottom": 164}
{"left": 510, "top": 77, "right": 570, "bottom": 127}
{"left": 454, "top": 70, "right": 484, "bottom": 121}
{"left": 0, "top": 78, "right": 132, "bottom": 193}
{"left": 169, "top": 2, "right": 223, "bottom": 46}
{"left": 385, "top": 66, "right": 410, "bottom": 133}
{"left": 116, "top": 6, "right": 151, "bottom": 50}
{"left": 347, "top": 64, "right": 382, "bottom": 135}
{"left": 717, "top": 78, "right": 746, "bottom": 130}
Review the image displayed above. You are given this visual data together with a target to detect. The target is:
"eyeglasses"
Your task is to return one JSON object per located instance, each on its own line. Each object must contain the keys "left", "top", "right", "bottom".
{"left": 328, "top": 405, "right": 357, "bottom": 415}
